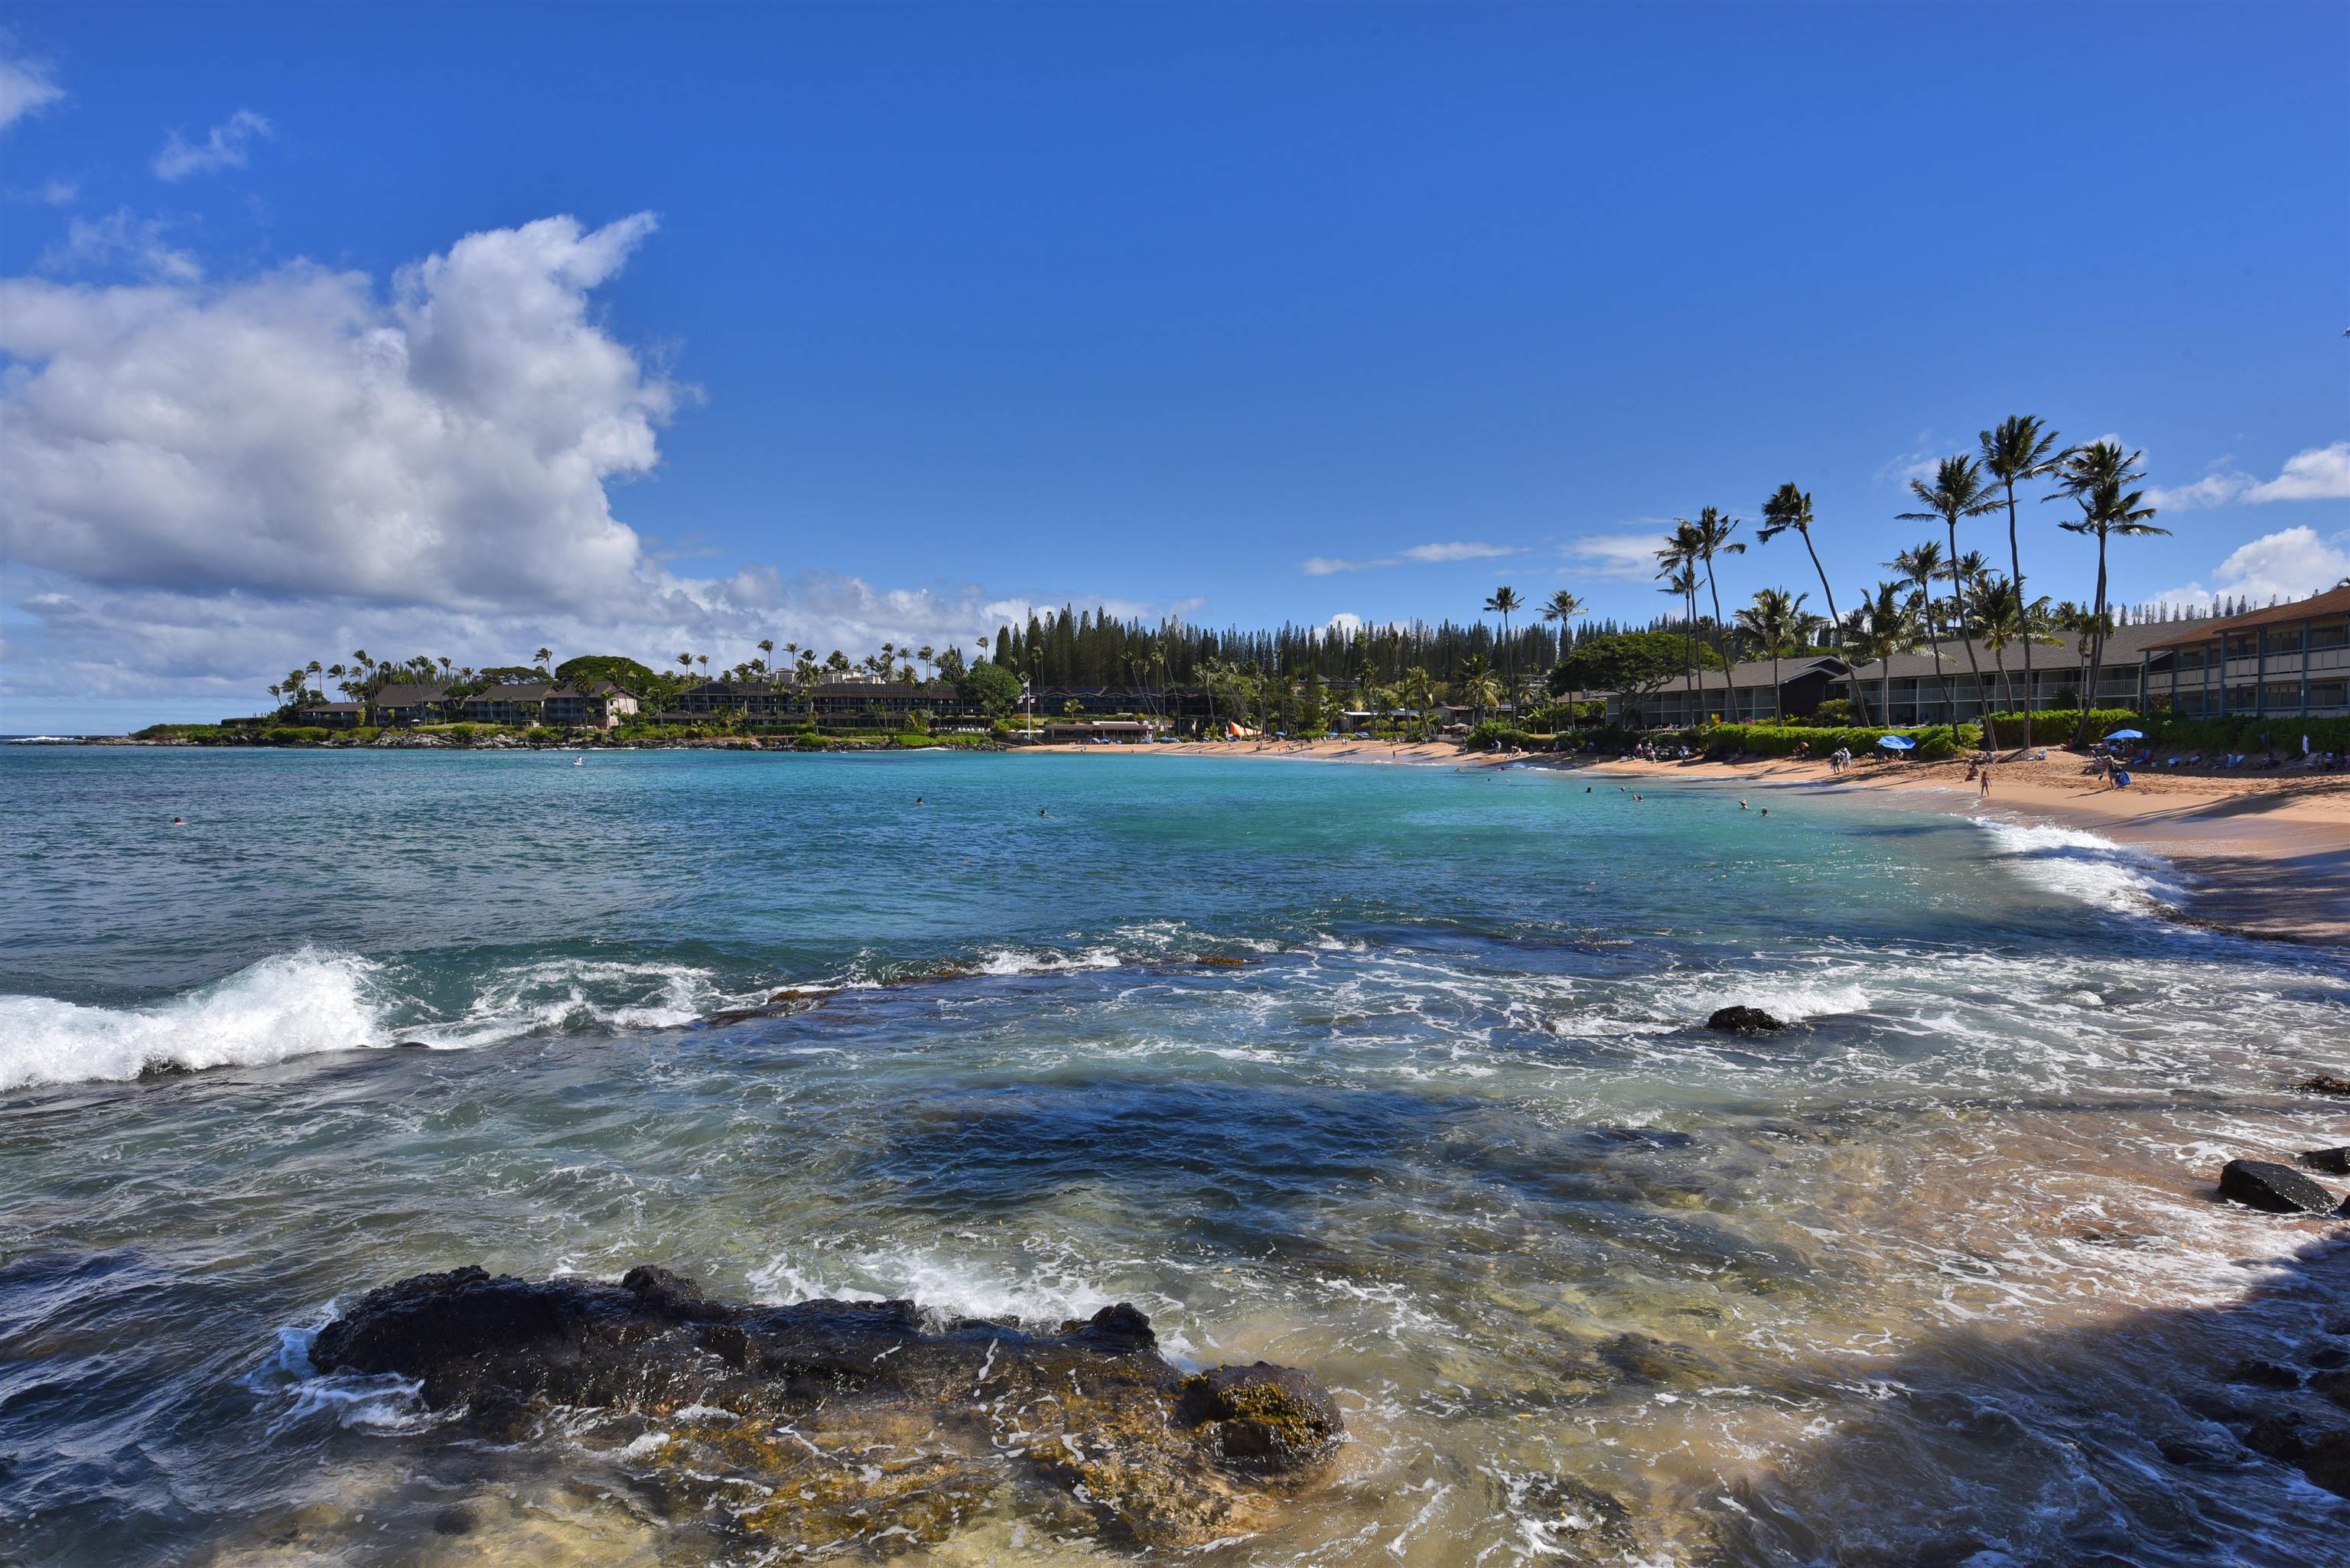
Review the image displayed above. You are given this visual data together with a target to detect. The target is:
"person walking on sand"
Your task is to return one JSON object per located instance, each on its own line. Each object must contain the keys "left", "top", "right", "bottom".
{"left": 1978, "top": 766, "right": 1991, "bottom": 801}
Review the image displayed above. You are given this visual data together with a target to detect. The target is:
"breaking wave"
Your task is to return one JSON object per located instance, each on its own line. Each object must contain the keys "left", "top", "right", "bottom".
{"left": 1973, "top": 818, "right": 2189, "bottom": 915}
{"left": 0, "top": 950, "right": 387, "bottom": 1091}
{"left": 0, "top": 949, "right": 740, "bottom": 1091}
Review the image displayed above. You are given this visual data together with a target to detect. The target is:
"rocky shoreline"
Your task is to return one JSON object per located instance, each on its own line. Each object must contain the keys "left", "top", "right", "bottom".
{"left": 308, "top": 1265, "right": 1344, "bottom": 1553}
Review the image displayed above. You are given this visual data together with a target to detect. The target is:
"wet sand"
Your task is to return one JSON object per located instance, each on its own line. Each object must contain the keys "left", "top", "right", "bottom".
{"left": 1030, "top": 737, "right": 2350, "bottom": 944}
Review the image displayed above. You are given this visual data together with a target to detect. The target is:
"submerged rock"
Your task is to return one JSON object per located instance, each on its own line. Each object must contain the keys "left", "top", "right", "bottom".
{"left": 2295, "top": 1074, "right": 2350, "bottom": 1098}
{"left": 308, "top": 1265, "right": 1343, "bottom": 1552}
{"left": 2299, "top": 1147, "right": 2350, "bottom": 1176}
{"left": 2216, "top": 1159, "right": 2339, "bottom": 1214}
{"left": 1705, "top": 1005, "right": 1783, "bottom": 1034}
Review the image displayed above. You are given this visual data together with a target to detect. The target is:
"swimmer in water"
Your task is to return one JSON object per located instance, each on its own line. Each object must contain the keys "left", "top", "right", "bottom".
{"left": 1740, "top": 799, "right": 1749, "bottom": 810}
{"left": 1039, "top": 808, "right": 1048, "bottom": 817}
{"left": 171, "top": 815, "right": 184, "bottom": 826}
{"left": 1760, "top": 808, "right": 1769, "bottom": 817}
{"left": 916, "top": 796, "right": 925, "bottom": 805}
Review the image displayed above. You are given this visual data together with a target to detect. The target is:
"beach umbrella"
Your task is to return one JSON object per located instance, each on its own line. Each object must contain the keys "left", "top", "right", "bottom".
{"left": 2103, "top": 728, "right": 2145, "bottom": 741}
{"left": 1876, "top": 734, "right": 1915, "bottom": 751}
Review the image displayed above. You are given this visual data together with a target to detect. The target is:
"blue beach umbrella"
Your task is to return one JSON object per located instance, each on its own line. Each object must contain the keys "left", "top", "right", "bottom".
{"left": 2103, "top": 728, "right": 2145, "bottom": 741}
{"left": 1876, "top": 734, "right": 1915, "bottom": 751}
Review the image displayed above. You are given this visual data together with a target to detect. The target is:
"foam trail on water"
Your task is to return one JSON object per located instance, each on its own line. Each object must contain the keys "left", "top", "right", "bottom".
{"left": 0, "top": 949, "right": 386, "bottom": 1091}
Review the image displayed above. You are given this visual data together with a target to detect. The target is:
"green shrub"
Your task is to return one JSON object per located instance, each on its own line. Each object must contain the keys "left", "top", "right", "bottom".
{"left": 1696, "top": 722, "right": 1978, "bottom": 762}
{"left": 1977, "top": 708, "right": 2140, "bottom": 743}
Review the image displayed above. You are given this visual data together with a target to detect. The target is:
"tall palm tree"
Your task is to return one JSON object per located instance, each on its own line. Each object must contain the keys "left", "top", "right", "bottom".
{"left": 1687, "top": 507, "right": 1746, "bottom": 676}
{"left": 1482, "top": 586, "right": 1522, "bottom": 720}
{"left": 534, "top": 647, "right": 553, "bottom": 676}
{"left": 1758, "top": 483, "right": 1843, "bottom": 654}
{"left": 1979, "top": 416, "right": 2063, "bottom": 744}
{"left": 2047, "top": 441, "right": 2164, "bottom": 744}
{"left": 1733, "top": 587, "right": 1815, "bottom": 721}
{"left": 1898, "top": 456, "right": 2005, "bottom": 748}
{"left": 1656, "top": 522, "right": 1704, "bottom": 709}
{"left": 1660, "top": 563, "right": 1702, "bottom": 716}
{"left": 1888, "top": 540, "right": 1955, "bottom": 723}
{"left": 1541, "top": 589, "right": 1587, "bottom": 720}
{"left": 757, "top": 638, "right": 775, "bottom": 678}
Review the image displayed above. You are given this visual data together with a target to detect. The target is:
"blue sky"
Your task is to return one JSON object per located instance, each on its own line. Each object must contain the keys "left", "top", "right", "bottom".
{"left": 2, "top": 2, "right": 2344, "bottom": 728}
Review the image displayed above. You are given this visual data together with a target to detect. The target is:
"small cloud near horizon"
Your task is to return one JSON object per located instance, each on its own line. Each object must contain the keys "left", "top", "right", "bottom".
{"left": 2150, "top": 525, "right": 2350, "bottom": 608}
{"left": 1302, "top": 541, "right": 1515, "bottom": 574}
{"left": 2147, "top": 441, "right": 2350, "bottom": 512}
{"left": 1562, "top": 529, "right": 1669, "bottom": 581}
{"left": 152, "top": 109, "right": 272, "bottom": 181}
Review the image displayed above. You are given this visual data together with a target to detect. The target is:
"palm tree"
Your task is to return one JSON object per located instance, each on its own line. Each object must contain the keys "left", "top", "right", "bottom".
{"left": 2052, "top": 600, "right": 2110, "bottom": 717}
{"left": 1758, "top": 483, "right": 1842, "bottom": 653}
{"left": 1686, "top": 507, "right": 1746, "bottom": 675}
{"left": 534, "top": 647, "right": 553, "bottom": 676}
{"left": 757, "top": 638, "right": 775, "bottom": 678}
{"left": 1973, "top": 575, "right": 2059, "bottom": 722}
{"left": 1656, "top": 522, "right": 1704, "bottom": 708}
{"left": 1482, "top": 586, "right": 1522, "bottom": 721}
{"left": 917, "top": 644, "right": 935, "bottom": 682}
{"left": 1455, "top": 652, "right": 1500, "bottom": 729}
{"left": 1979, "top": 416, "right": 2063, "bottom": 744}
{"left": 2047, "top": 442, "right": 2164, "bottom": 744}
{"left": 1540, "top": 589, "right": 1587, "bottom": 719}
{"left": 266, "top": 682, "right": 283, "bottom": 712}
{"left": 1733, "top": 587, "right": 1815, "bottom": 721}
{"left": 1402, "top": 665, "right": 1437, "bottom": 740}
{"left": 1844, "top": 580, "right": 1922, "bottom": 728}
{"left": 1898, "top": 456, "right": 2005, "bottom": 747}
{"left": 1888, "top": 540, "right": 1955, "bottom": 723}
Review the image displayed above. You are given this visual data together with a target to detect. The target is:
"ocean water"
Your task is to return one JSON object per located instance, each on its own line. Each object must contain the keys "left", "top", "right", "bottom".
{"left": 2, "top": 745, "right": 2345, "bottom": 1566}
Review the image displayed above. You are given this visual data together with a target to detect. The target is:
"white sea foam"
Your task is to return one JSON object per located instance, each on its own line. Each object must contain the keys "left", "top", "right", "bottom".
{"left": 0, "top": 950, "right": 737, "bottom": 1090}
{"left": 1972, "top": 818, "right": 2187, "bottom": 915}
{"left": 0, "top": 949, "right": 386, "bottom": 1091}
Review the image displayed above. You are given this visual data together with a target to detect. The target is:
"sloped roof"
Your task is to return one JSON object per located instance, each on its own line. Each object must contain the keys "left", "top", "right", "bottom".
{"left": 2144, "top": 585, "right": 2350, "bottom": 649}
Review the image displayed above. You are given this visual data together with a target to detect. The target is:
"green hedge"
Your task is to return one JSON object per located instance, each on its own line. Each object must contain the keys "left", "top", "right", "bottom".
{"left": 2140, "top": 713, "right": 2350, "bottom": 753}
{"left": 1977, "top": 708, "right": 2140, "bottom": 743}
{"left": 1694, "top": 723, "right": 1979, "bottom": 762}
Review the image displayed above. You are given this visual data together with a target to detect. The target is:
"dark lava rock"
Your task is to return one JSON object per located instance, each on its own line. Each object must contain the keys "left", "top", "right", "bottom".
{"left": 2156, "top": 1433, "right": 2242, "bottom": 1469}
{"left": 2216, "top": 1159, "right": 2339, "bottom": 1214}
{"left": 704, "top": 988, "right": 831, "bottom": 1026}
{"left": 1195, "top": 954, "right": 1250, "bottom": 968}
{"left": 2224, "top": 1358, "right": 2302, "bottom": 1390}
{"left": 2296, "top": 1075, "right": 2350, "bottom": 1098}
{"left": 1706, "top": 1005, "right": 1783, "bottom": 1035}
{"left": 309, "top": 1266, "right": 1342, "bottom": 1551}
{"left": 2300, "top": 1147, "right": 2350, "bottom": 1176}
{"left": 2304, "top": 1427, "right": 2350, "bottom": 1498}
{"left": 1176, "top": 1363, "right": 1342, "bottom": 1471}
{"left": 2315, "top": 1369, "right": 2350, "bottom": 1411}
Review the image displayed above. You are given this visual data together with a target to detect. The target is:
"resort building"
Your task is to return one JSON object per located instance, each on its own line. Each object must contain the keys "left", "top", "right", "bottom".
{"left": 1608, "top": 657, "right": 1854, "bottom": 730}
{"left": 2142, "top": 584, "right": 2350, "bottom": 719}
{"left": 456, "top": 680, "right": 638, "bottom": 729}
{"left": 1828, "top": 616, "right": 2219, "bottom": 726}
{"left": 369, "top": 682, "right": 454, "bottom": 726}
{"left": 298, "top": 701, "right": 366, "bottom": 728}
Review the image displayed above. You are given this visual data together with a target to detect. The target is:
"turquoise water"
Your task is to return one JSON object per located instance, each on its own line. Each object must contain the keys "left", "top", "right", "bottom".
{"left": 2, "top": 747, "right": 2345, "bottom": 1565}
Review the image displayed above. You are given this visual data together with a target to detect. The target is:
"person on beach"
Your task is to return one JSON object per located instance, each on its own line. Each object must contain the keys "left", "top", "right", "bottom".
{"left": 1979, "top": 766, "right": 1991, "bottom": 800}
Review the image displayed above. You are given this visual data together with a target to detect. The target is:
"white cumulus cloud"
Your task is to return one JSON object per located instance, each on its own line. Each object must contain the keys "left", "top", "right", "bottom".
{"left": 0, "top": 212, "right": 1167, "bottom": 727}
{"left": 0, "top": 48, "right": 63, "bottom": 132}
{"left": 2147, "top": 442, "right": 2350, "bottom": 511}
{"left": 2151, "top": 526, "right": 2350, "bottom": 608}
{"left": 151, "top": 108, "right": 272, "bottom": 181}
{"left": 1564, "top": 530, "right": 1669, "bottom": 581}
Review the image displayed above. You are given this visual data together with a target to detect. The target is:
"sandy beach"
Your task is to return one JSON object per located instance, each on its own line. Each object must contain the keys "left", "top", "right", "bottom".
{"left": 1031, "top": 736, "right": 2350, "bottom": 944}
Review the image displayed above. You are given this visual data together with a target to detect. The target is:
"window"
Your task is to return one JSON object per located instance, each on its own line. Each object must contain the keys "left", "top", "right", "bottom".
{"left": 2311, "top": 620, "right": 2349, "bottom": 652}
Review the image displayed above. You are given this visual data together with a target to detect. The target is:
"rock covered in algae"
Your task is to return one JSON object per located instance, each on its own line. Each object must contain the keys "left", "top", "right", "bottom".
{"left": 309, "top": 1264, "right": 1343, "bottom": 1553}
